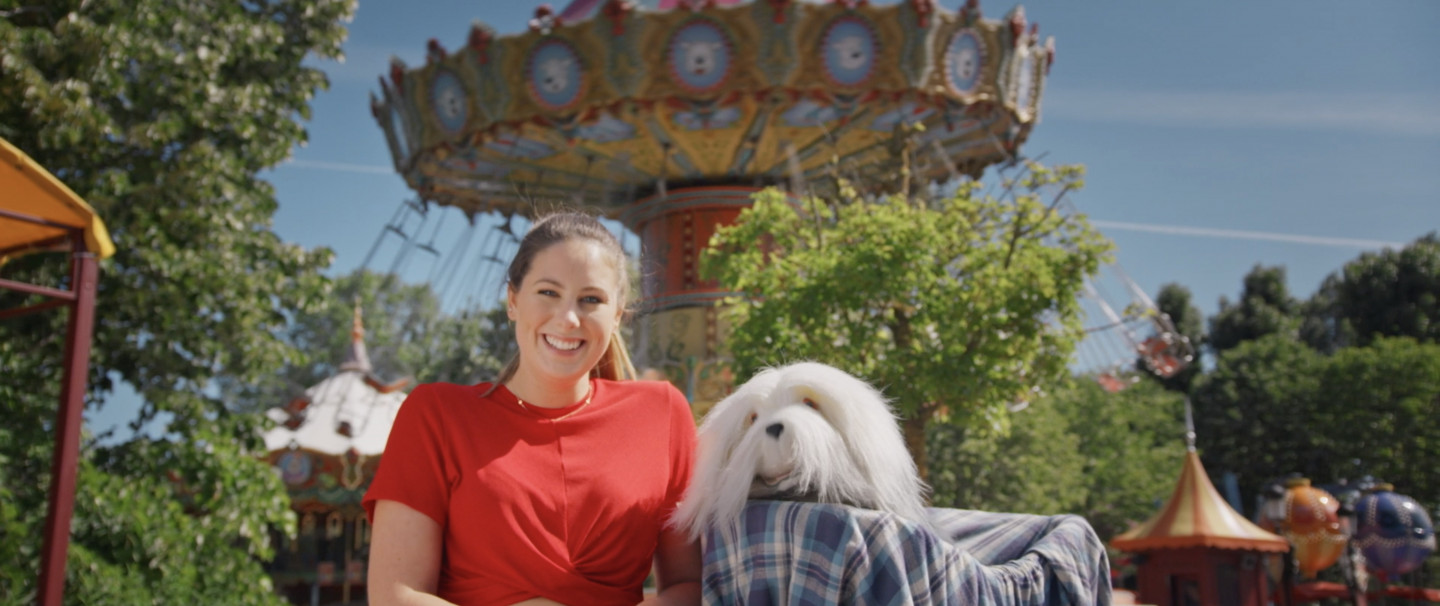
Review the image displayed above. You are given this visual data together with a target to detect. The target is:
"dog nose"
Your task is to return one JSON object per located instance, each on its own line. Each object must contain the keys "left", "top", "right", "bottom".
{"left": 765, "top": 423, "right": 784, "bottom": 438}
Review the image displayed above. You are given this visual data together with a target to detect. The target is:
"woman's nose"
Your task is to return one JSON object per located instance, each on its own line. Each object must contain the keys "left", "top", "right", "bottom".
{"left": 558, "top": 304, "right": 581, "bottom": 328}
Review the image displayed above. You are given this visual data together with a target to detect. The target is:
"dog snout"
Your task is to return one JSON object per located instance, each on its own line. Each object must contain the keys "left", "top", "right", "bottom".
{"left": 765, "top": 422, "right": 784, "bottom": 438}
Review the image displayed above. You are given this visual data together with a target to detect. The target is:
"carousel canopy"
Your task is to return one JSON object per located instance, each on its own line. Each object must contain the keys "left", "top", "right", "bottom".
{"left": 373, "top": 0, "right": 1052, "bottom": 216}
{"left": 263, "top": 306, "right": 411, "bottom": 456}
{"left": 1112, "top": 452, "right": 1290, "bottom": 553}
{"left": 0, "top": 136, "right": 115, "bottom": 262}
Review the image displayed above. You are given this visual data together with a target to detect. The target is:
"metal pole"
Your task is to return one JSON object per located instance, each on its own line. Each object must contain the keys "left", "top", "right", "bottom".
{"left": 37, "top": 248, "right": 98, "bottom": 606}
{"left": 1281, "top": 545, "right": 1295, "bottom": 606}
{"left": 342, "top": 520, "right": 352, "bottom": 605}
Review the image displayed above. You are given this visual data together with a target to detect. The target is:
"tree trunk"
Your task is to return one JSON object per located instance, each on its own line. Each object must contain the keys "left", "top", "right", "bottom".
{"left": 889, "top": 308, "right": 932, "bottom": 490}
{"left": 903, "top": 413, "right": 930, "bottom": 491}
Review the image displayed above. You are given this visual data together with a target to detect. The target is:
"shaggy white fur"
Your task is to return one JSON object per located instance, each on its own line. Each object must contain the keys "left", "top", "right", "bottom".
{"left": 671, "top": 362, "right": 930, "bottom": 541}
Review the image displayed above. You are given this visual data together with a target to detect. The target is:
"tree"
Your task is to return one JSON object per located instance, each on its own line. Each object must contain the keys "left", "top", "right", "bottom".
{"left": 927, "top": 394, "right": 1087, "bottom": 516}
{"left": 1053, "top": 378, "right": 1187, "bottom": 541}
{"left": 1303, "top": 234, "right": 1440, "bottom": 351}
{"left": 220, "top": 270, "right": 514, "bottom": 415}
{"left": 1207, "top": 265, "right": 1301, "bottom": 354}
{"left": 929, "top": 377, "right": 1187, "bottom": 541}
{"left": 1, "top": 0, "right": 354, "bottom": 602}
{"left": 1190, "top": 335, "right": 1326, "bottom": 510}
{"left": 705, "top": 163, "right": 1113, "bottom": 481}
{"left": 1315, "top": 337, "right": 1440, "bottom": 512}
{"left": 1141, "top": 283, "right": 1205, "bottom": 393}
{"left": 1192, "top": 334, "right": 1440, "bottom": 516}
{"left": 414, "top": 305, "right": 516, "bottom": 386}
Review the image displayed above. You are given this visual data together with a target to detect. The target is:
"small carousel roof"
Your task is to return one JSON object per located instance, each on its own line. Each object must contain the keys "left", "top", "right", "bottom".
{"left": 263, "top": 305, "right": 412, "bottom": 457}
{"left": 1112, "top": 451, "right": 1289, "bottom": 553}
{"left": 373, "top": 0, "right": 1052, "bottom": 215}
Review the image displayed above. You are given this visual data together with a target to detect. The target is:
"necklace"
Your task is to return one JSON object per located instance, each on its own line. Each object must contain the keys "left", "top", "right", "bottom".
{"left": 513, "top": 381, "right": 594, "bottom": 421}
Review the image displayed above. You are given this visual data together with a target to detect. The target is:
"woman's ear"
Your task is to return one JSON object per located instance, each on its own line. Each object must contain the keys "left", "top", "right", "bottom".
{"left": 506, "top": 285, "right": 518, "bottom": 321}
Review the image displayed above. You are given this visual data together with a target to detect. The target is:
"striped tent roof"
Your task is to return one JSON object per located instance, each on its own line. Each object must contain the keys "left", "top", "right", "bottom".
{"left": 1112, "top": 451, "right": 1289, "bottom": 553}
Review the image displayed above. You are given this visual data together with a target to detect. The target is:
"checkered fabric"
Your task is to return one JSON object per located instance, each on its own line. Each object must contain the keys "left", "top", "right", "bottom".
{"left": 701, "top": 501, "right": 1112, "bottom": 606}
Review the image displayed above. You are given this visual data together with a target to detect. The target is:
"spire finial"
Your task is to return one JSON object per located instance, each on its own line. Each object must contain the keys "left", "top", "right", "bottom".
{"left": 351, "top": 297, "right": 365, "bottom": 344}
{"left": 1184, "top": 397, "right": 1196, "bottom": 452}
{"left": 339, "top": 297, "right": 373, "bottom": 373}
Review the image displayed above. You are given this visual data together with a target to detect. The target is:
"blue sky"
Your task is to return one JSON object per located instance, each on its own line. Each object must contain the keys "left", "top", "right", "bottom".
{"left": 91, "top": 0, "right": 1440, "bottom": 437}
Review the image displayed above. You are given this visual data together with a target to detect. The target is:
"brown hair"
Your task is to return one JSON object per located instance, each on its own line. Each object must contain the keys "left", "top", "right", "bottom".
{"left": 491, "top": 212, "right": 636, "bottom": 389}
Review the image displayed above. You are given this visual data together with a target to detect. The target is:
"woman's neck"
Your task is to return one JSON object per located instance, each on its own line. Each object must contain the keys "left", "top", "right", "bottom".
{"left": 504, "top": 369, "right": 591, "bottom": 409}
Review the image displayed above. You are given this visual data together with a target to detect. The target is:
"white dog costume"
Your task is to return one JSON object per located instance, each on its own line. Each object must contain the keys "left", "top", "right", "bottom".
{"left": 672, "top": 362, "right": 930, "bottom": 540}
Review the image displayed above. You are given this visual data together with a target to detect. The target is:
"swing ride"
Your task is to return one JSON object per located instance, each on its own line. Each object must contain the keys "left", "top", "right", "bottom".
{"left": 1072, "top": 255, "right": 1196, "bottom": 393}
{"left": 362, "top": 0, "right": 1198, "bottom": 405}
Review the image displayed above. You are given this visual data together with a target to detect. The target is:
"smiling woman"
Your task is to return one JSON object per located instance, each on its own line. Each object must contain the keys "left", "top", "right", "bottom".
{"left": 363, "top": 212, "right": 701, "bottom": 606}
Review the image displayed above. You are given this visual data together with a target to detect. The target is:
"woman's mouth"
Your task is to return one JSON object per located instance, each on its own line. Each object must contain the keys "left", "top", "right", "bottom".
{"left": 544, "top": 334, "right": 583, "bottom": 351}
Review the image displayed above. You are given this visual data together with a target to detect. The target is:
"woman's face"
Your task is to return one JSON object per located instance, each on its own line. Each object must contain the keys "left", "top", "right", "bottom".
{"left": 507, "top": 238, "right": 624, "bottom": 387}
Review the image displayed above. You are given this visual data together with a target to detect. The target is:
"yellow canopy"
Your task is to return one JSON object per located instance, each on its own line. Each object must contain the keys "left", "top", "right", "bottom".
{"left": 1, "top": 137, "right": 115, "bottom": 262}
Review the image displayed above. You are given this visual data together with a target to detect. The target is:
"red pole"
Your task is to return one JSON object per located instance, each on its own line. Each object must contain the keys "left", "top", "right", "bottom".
{"left": 37, "top": 247, "right": 98, "bottom": 606}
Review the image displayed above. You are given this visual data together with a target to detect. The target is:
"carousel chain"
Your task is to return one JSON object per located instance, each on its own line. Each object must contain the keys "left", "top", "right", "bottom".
{"left": 385, "top": 207, "right": 432, "bottom": 279}
{"left": 428, "top": 211, "right": 478, "bottom": 286}
{"left": 359, "top": 198, "right": 414, "bottom": 274}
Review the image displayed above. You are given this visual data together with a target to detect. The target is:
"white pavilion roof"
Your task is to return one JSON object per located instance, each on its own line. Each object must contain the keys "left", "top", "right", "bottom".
{"left": 263, "top": 303, "right": 410, "bottom": 457}
{"left": 263, "top": 370, "right": 407, "bottom": 456}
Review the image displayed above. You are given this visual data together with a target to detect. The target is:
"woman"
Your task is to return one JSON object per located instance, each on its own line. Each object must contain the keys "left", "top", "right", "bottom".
{"left": 364, "top": 213, "right": 701, "bottom": 606}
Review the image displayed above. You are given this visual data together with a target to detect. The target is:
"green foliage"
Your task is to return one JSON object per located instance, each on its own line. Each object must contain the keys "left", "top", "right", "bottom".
{"left": 1052, "top": 378, "right": 1187, "bottom": 540}
{"left": 0, "top": 0, "right": 354, "bottom": 602}
{"left": 1313, "top": 337, "right": 1440, "bottom": 511}
{"left": 1207, "top": 265, "right": 1301, "bottom": 354}
{"left": 705, "top": 163, "right": 1112, "bottom": 479}
{"left": 1191, "top": 335, "right": 1325, "bottom": 507}
{"left": 417, "top": 304, "right": 516, "bottom": 386}
{"left": 1192, "top": 335, "right": 1440, "bottom": 516}
{"left": 1303, "top": 233, "right": 1440, "bottom": 351}
{"left": 927, "top": 394, "right": 1087, "bottom": 516}
{"left": 220, "top": 269, "right": 514, "bottom": 414}
{"left": 928, "top": 377, "right": 1186, "bottom": 541}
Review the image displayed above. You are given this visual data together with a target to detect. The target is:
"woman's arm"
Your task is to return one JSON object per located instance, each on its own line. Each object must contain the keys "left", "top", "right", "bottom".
{"left": 368, "top": 500, "right": 457, "bottom": 606}
{"left": 642, "top": 526, "right": 702, "bottom": 606}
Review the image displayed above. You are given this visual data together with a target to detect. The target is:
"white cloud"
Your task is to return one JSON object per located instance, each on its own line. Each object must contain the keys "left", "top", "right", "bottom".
{"left": 1090, "top": 219, "right": 1404, "bottom": 250}
{"left": 273, "top": 162, "right": 1408, "bottom": 250}
{"left": 1044, "top": 90, "right": 1440, "bottom": 137}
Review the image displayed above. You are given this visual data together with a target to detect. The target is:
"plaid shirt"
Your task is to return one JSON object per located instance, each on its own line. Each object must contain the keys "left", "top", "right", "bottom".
{"left": 701, "top": 501, "right": 1112, "bottom": 606}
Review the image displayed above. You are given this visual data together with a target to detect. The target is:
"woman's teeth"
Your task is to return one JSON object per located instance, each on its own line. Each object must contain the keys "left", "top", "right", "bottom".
{"left": 545, "top": 335, "right": 582, "bottom": 351}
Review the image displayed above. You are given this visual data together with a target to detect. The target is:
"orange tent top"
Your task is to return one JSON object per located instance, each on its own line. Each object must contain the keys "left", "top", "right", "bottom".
{"left": 1111, "top": 451, "right": 1289, "bottom": 553}
{"left": 1, "top": 137, "right": 115, "bottom": 262}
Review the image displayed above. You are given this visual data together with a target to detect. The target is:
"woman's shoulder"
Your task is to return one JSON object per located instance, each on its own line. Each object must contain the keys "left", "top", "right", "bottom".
{"left": 401, "top": 381, "right": 497, "bottom": 413}
{"left": 596, "top": 378, "right": 687, "bottom": 408}
{"left": 598, "top": 377, "right": 682, "bottom": 395}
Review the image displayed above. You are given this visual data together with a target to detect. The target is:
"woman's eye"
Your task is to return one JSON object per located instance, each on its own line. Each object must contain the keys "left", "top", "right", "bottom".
{"left": 538, "top": 289, "right": 559, "bottom": 297}
{"left": 581, "top": 295, "right": 604, "bottom": 305}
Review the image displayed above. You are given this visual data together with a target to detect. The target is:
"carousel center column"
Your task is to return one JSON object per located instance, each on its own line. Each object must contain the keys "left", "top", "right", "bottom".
{"left": 621, "top": 185, "right": 758, "bottom": 414}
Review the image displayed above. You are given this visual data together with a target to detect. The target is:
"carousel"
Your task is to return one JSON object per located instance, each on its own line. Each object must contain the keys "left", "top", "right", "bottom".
{"left": 1253, "top": 477, "right": 1437, "bottom": 605}
{"left": 262, "top": 305, "right": 411, "bottom": 604}
{"left": 370, "top": 0, "right": 1062, "bottom": 410}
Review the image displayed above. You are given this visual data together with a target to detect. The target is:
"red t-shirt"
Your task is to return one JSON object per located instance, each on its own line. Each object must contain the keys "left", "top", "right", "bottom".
{"left": 363, "top": 379, "right": 696, "bottom": 606}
